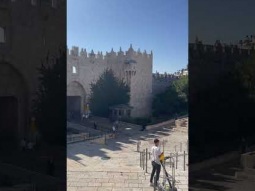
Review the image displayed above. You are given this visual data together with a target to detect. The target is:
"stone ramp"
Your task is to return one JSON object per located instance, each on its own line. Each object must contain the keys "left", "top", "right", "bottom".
{"left": 67, "top": 117, "right": 188, "bottom": 191}
{"left": 139, "top": 118, "right": 188, "bottom": 191}
{"left": 67, "top": 122, "right": 103, "bottom": 137}
{"left": 67, "top": 140, "right": 154, "bottom": 191}
{"left": 68, "top": 171, "right": 154, "bottom": 191}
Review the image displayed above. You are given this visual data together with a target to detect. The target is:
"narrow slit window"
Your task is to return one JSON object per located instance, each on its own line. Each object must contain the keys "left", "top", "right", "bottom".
{"left": 0, "top": 27, "right": 5, "bottom": 43}
{"left": 31, "top": 0, "right": 37, "bottom": 6}
{"left": 72, "top": 66, "right": 77, "bottom": 74}
{"left": 52, "top": 0, "right": 57, "bottom": 8}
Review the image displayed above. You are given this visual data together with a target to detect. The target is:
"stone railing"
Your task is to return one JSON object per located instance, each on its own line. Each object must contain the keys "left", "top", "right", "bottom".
{"left": 146, "top": 119, "right": 175, "bottom": 130}
{"left": 119, "top": 121, "right": 142, "bottom": 129}
{"left": 89, "top": 133, "right": 115, "bottom": 145}
{"left": 67, "top": 132, "right": 115, "bottom": 144}
{"left": 189, "top": 151, "right": 240, "bottom": 172}
{"left": 0, "top": 162, "right": 64, "bottom": 189}
{"left": 67, "top": 133, "right": 89, "bottom": 144}
{"left": 241, "top": 151, "right": 255, "bottom": 169}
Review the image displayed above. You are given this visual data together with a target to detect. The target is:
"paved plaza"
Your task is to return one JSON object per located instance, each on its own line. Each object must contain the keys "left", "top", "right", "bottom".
{"left": 67, "top": 117, "right": 188, "bottom": 191}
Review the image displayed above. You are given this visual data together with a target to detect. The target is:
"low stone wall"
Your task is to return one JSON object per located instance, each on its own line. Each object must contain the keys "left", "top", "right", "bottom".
{"left": 0, "top": 162, "right": 64, "bottom": 189}
{"left": 146, "top": 115, "right": 188, "bottom": 130}
{"left": 119, "top": 121, "right": 141, "bottom": 129}
{"left": 67, "top": 133, "right": 89, "bottom": 144}
{"left": 241, "top": 151, "right": 255, "bottom": 169}
{"left": 67, "top": 132, "right": 115, "bottom": 145}
{"left": 89, "top": 133, "right": 115, "bottom": 145}
{"left": 189, "top": 151, "right": 240, "bottom": 172}
{"left": 146, "top": 119, "right": 174, "bottom": 130}
{"left": 90, "top": 136, "right": 105, "bottom": 145}
{"left": 190, "top": 145, "right": 255, "bottom": 173}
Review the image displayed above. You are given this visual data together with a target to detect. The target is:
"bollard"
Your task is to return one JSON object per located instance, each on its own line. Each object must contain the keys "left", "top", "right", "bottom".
{"left": 172, "top": 161, "right": 175, "bottom": 188}
{"left": 184, "top": 151, "right": 186, "bottom": 171}
{"left": 140, "top": 152, "right": 142, "bottom": 168}
{"left": 137, "top": 141, "right": 140, "bottom": 152}
{"left": 154, "top": 175, "right": 157, "bottom": 191}
{"left": 143, "top": 150, "right": 145, "bottom": 170}
{"left": 146, "top": 148, "right": 148, "bottom": 173}
{"left": 176, "top": 152, "right": 178, "bottom": 169}
{"left": 169, "top": 153, "right": 171, "bottom": 168}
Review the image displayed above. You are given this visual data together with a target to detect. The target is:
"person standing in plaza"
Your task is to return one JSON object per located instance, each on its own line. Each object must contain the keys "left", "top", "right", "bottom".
{"left": 94, "top": 121, "right": 97, "bottom": 130}
{"left": 112, "top": 125, "right": 116, "bottom": 134}
{"left": 150, "top": 138, "right": 163, "bottom": 186}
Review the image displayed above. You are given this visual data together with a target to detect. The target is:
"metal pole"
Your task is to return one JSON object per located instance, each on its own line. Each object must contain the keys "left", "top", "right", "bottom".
{"left": 154, "top": 175, "right": 157, "bottom": 191}
{"left": 146, "top": 148, "right": 148, "bottom": 173}
{"left": 140, "top": 152, "right": 142, "bottom": 167}
{"left": 163, "top": 140, "right": 165, "bottom": 153}
{"left": 143, "top": 150, "right": 145, "bottom": 170}
{"left": 176, "top": 152, "right": 178, "bottom": 169}
{"left": 184, "top": 151, "right": 186, "bottom": 171}
{"left": 170, "top": 153, "right": 171, "bottom": 169}
{"left": 180, "top": 142, "right": 182, "bottom": 152}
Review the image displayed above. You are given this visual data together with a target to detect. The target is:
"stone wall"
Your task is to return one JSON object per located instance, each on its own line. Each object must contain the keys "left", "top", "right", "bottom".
{"left": 67, "top": 45, "right": 153, "bottom": 118}
{"left": 0, "top": 0, "right": 66, "bottom": 140}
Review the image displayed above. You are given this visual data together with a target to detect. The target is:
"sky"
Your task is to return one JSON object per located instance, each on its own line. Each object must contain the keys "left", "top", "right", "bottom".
{"left": 67, "top": 0, "right": 188, "bottom": 74}
{"left": 189, "top": 0, "right": 255, "bottom": 44}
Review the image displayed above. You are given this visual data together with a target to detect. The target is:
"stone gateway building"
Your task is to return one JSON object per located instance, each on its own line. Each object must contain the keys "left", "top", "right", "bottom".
{"left": 67, "top": 45, "right": 153, "bottom": 118}
{"left": 0, "top": 0, "right": 66, "bottom": 144}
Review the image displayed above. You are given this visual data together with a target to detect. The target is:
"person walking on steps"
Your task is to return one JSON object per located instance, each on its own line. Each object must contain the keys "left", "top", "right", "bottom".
{"left": 150, "top": 138, "right": 163, "bottom": 186}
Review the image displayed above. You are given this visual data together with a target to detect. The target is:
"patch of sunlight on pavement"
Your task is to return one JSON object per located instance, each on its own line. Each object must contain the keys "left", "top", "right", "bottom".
{"left": 125, "top": 127, "right": 132, "bottom": 130}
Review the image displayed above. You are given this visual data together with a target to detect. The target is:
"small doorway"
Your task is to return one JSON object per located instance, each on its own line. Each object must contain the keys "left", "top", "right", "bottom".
{"left": 0, "top": 96, "right": 19, "bottom": 148}
{"left": 67, "top": 96, "right": 81, "bottom": 121}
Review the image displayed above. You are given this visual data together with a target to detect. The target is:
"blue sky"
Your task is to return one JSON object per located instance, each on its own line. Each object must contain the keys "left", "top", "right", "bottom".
{"left": 67, "top": 0, "right": 188, "bottom": 73}
{"left": 189, "top": 0, "right": 255, "bottom": 44}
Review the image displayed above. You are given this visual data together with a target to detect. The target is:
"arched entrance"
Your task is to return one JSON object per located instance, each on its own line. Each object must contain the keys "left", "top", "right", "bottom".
{"left": 0, "top": 62, "right": 28, "bottom": 147}
{"left": 67, "top": 81, "right": 86, "bottom": 121}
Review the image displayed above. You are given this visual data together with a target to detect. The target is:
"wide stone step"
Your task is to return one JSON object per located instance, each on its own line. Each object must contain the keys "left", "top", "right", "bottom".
{"left": 235, "top": 171, "right": 255, "bottom": 180}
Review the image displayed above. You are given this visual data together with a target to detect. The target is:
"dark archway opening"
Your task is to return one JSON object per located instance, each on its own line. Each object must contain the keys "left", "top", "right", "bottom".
{"left": 0, "top": 96, "right": 19, "bottom": 150}
{"left": 67, "top": 96, "right": 81, "bottom": 121}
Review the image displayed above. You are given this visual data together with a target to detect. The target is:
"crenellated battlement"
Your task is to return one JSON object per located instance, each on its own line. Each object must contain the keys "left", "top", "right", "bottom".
{"left": 189, "top": 37, "right": 255, "bottom": 56}
{"left": 67, "top": 44, "right": 153, "bottom": 61}
{"left": 4, "top": 0, "right": 61, "bottom": 8}
{"left": 153, "top": 72, "right": 179, "bottom": 81}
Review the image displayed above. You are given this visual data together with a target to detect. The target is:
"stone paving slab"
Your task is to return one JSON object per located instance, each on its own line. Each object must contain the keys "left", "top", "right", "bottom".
{"left": 67, "top": 117, "right": 188, "bottom": 191}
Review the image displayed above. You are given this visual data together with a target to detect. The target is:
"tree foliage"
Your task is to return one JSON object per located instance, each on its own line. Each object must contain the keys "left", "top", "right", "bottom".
{"left": 33, "top": 50, "right": 66, "bottom": 145}
{"left": 152, "top": 75, "right": 188, "bottom": 117}
{"left": 189, "top": 48, "right": 255, "bottom": 162}
{"left": 89, "top": 69, "right": 130, "bottom": 117}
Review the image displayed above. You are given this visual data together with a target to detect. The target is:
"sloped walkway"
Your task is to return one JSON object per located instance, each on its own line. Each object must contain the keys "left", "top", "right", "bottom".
{"left": 67, "top": 117, "right": 188, "bottom": 191}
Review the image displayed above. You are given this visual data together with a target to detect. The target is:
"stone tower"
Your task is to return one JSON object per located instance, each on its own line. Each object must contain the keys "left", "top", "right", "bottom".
{"left": 67, "top": 44, "right": 153, "bottom": 118}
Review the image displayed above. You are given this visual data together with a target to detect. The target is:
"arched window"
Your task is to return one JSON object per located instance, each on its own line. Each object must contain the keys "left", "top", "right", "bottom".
{"left": 0, "top": 27, "right": 5, "bottom": 43}
{"left": 31, "top": 0, "right": 37, "bottom": 6}
{"left": 72, "top": 66, "right": 77, "bottom": 74}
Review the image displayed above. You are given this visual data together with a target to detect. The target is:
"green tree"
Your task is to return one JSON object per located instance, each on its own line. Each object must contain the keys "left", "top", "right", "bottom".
{"left": 33, "top": 50, "right": 66, "bottom": 145}
{"left": 89, "top": 69, "right": 130, "bottom": 117}
{"left": 152, "top": 75, "right": 188, "bottom": 117}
